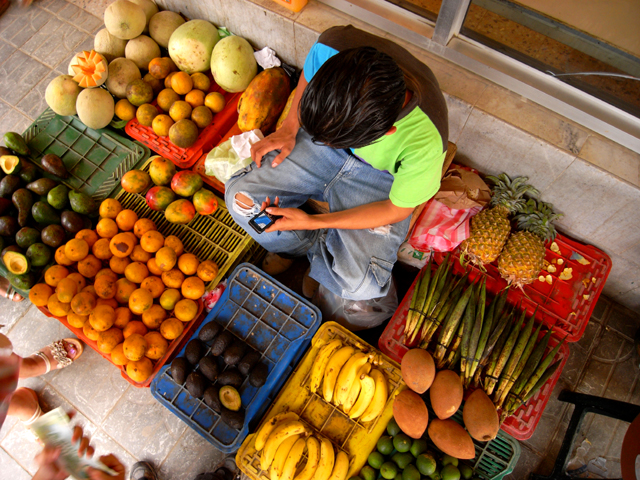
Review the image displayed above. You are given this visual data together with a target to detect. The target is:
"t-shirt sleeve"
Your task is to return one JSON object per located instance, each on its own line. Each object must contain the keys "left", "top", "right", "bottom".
{"left": 303, "top": 42, "right": 340, "bottom": 82}
{"left": 388, "top": 149, "right": 445, "bottom": 208}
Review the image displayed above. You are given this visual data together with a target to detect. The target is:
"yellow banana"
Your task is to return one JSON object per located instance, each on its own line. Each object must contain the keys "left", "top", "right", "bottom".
{"left": 271, "top": 434, "right": 300, "bottom": 480}
{"left": 360, "top": 368, "right": 388, "bottom": 422}
{"left": 313, "top": 437, "right": 335, "bottom": 480}
{"left": 342, "top": 363, "right": 371, "bottom": 413}
{"left": 280, "top": 437, "right": 307, "bottom": 480}
{"left": 333, "top": 352, "right": 370, "bottom": 406}
{"left": 309, "top": 339, "right": 343, "bottom": 393}
{"left": 348, "top": 374, "right": 376, "bottom": 419}
{"left": 327, "top": 451, "right": 349, "bottom": 480}
{"left": 255, "top": 411, "right": 299, "bottom": 451}
{"left": 236, "top": 433, "right": 255, "bottom": 466}
{"left": 322, "top": 346, "right": 355, "bottom": 402}
{"left": 293, "top": 436, "right": 320, "bottom": 480}
{"left": 260, "top": 420, "right": 307, "bottom": 470}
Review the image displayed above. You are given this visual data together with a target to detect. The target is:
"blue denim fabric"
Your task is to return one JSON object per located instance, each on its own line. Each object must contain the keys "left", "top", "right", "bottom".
{"left": 225, "top": 129, "right": 410, "bottom": 301}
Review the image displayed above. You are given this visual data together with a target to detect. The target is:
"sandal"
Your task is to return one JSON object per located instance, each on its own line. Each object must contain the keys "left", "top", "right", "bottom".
{"left": 20, "top": 388, "right": 43, "bottom": 427}
{"left": 0, "top": 276, "right": 24, "bottom": 302}
{"left": 33, "top": 339, "right": 84, "bottom": 373}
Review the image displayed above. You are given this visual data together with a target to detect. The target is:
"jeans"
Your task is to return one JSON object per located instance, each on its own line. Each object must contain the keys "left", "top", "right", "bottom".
{"left": 225, "top": 129, "right": 411, "bottom": 301}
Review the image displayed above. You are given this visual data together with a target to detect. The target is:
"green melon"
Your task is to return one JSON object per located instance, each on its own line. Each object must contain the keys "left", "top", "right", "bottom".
{"left": 168, "top": 20, "right": 220, "bottom": 74}
{"left": 45, "top": 75, "right": 82, "bottom": 116}
{"left": 210, "top": 36, "right": 257, "bottom": 93}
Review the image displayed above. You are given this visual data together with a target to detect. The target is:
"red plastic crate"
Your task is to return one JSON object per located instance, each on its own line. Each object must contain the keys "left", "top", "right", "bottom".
{"left": 125, "top": 81, "right": 241, "bottom": 169}
{"left": 192, "top": 122, "right": 242, "bottom": 195}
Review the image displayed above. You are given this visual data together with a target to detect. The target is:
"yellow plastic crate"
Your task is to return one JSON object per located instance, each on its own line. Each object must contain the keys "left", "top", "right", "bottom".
{"left": 237, "top": 321, "right": 405, "bottom": 480}
{"left": 114, "top": 160, "right": 253, "bottom": 289}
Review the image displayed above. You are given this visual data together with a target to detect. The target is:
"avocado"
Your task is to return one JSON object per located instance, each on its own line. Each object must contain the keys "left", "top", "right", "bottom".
{"left": 170, "top": 357, "right": 191, "bottom": 385}
{"left": 219, "top": 385, "right": 241, "bottom": 411}
{"left": 15, "top": 227, "right": 40, "bottom": 249}
{"left": 211, "top": 331, "right": 233, "bottom": 356}
{"left": 0, "top": 146, "right": 11, "bottom": 157}
{"left": 2, "top": 245, "right": 21, "bottom": 257}
{"left": 26, "top": 178, "right": 57, "bottom": 196}
{"left": 0, "top": 198, "right": 11, "bottom": 216}
{"left": 217, "top": 367, "right": 243, "bottom": 388}
{"left": 203, "top": 385, "right": 222, "bottom": 413}
{"left": 0, "top": 155, "right": 21, "bottom": 175}
{"left": 12, "top": 188, "right": 33, "bottom": 227}
{"left": 40, "top": 224, "right": 67, "bottom": 248}
{"left": 185, "top": 339, "right": 205, "bottom": 365}
{"left": 3, "top": 251, "right": 29, "bottom": 274}
{"left": 223, "top": 340, "right": 247, "bottom": 366}
{"left": 0, "top": 175, "right": 22, "bottom": 198}
{"left": 26, "top": 243, "right": 51, "bottom": 267}
{"left": 68, "top": 190, "right": 96, "bottom": 215}
{"left": 3, "top": 132, "right": 30, "bottom": 156}
{"left": 40, "top": 153, "right": 68, "bottom": 179}
{"left": 220, "top": 406, "right": 245, "bottom": 430}
{"left": 9, "top": 271, "right": 37, "bottom": 290}
{"left": 238, "top": 350, "right": 261, "bottom": 376}
{"left": 0, "top": 216, "right": 19, "bottom": 237}
{"left": 31, "top": 201, "right": 61, "bottom": 225}
{"left": 198, "top": 321, "right": 221, "bottom": 343}
{"left": 198, "top": 355, "right": 219, "bottom": 382}
{"left": 47, "top": 184, "right": 69, "bottom": 210}
{"left": 249, "top": 362, "right": 268, "bottom": 387}
{"left": 18, "top": 159, "right": 38, "bottom": 184}
{"left": 61, "top": 210, "right": 85, "bottom": 233}
{"left": 185, "top": 371, "right": 208, "bottom": 398}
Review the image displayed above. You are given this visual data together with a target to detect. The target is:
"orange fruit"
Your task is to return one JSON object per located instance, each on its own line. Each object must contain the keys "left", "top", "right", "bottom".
{"left": 95, "top": 268, "right": 118, "bottom": 283}
{"left": 82, "top": 285, "right": 97, "bottom": 296}
{"left": 94, "top": 275, "right": 117, "bottom": 299}
{"left": 196, "top": 260, "right": 218, "bottom": 282}
{"left": 185, "top": 89, "right": 205, "bottom": 108}
{"left": 124, "top": 262, "right": 149, "bottom": 284}
{"left": 204, "top": 92, "right": 225, "bottom": 113}
{"left": 152, "top": 114, "right": 174, "bottom": 137}
{"left": 109, "top": 256, "right": 131, "bottom": 275}
{"left": 190, "top": 72, "right": 210, "bottom": 91}
{"left": 177, "top": 253, "right": 199, "bottom": 275}
{"left": 29, "top": 283, "right": 54, "bottom": 307}
{"left": 89, "top": 305, "right": 116, "bottom": 331}
{"left": 169, "top": 100, "right": 192, "bottom": 122}
{"left": 67, "top": 311, "right": 89, "bottom": 329}
{"left": 70, "top": 291, "right": 96, "bottom": 315}
{"left": 114, "top": 277, "right": 137, "bottom": 304}
{"left": 147, "top": 257, "right": 163, "bottom": 276}
{"left": 83, "top": 322, "right": 100, "bottom": 341}
{"left": 161, "top": 269, "right": 184, "bottom": 289}
{"left": 159, "top": 288, "right": 181, "bottom": 310}
{"left": 155, "top": 246, "right": 177, "bottom": 272}
{"left": 140, "top": 276, "right": 164, "bottom": 298}
{"left": 115, "top": 209, "right": 138, "bottom": 231}
{"left": 47, "top": 294, "right": 71, "bottom": 317}
{"left": 126, "top": 357, "right": 153, "bottom": 383}
{"left": 96, "top": 218, "right": 119, "bottom": 238}
{"left": 67, "top": 272, "right": 87, "bottom": 292}
{"left": 92, "top": 237, "right": 113, "bottom": 260}
{"left": 130, "top": 245, "right": 153, "bottom": 263}
{"left": 65, "top": 239, "right": 89, "bottom": 262}
{"left": 55, "top": 246, "right": 74, "bottom": 266}
{"left": 96, "top": 297, "right": 119, "bottom": 309}
{"left": 191, "top": 105, "right": 212, "bottom": 129}
{"left": 181, "top": 276, "right": 205, "bottom": 300}
{"left": 171, "top": 71, "right": 193, "bottom": 95}
{"left": 110, "top": 232, "right": 136, "bottom": 258}
{"left": 160, "top": 317, "right": 184, "bottom": 340}
{"left": 115, "top": 98, "right": 137, "bottom": 121}
{"left": 97, "top": 327, "right": 124, "bottom": 354}
{"left": 163, "top": 235, "right": 184, "bottom": 256}
{"left": 136, "top": 103, "right": 158, "bottom": 127}
{"left": 76, "top": 229, "right": 99, "bottom": 248}
{"left": 140, "top": 230, "right": 164, "bottom": 253}
{"left": 157, "top": 88, "right": 180, "bottom": 112}
{"left": 123, "top": 320, "right": 148, "bottom": 338}
{"left": 45, "top": 265, "right": 69, "bottom": 287}
{"left": 110, "top": 343, "right": 128, "bottom": 366}
{"left": 129, "top": 288, "right": 153, "bottom": 315}
{"left": 122, "top": 231, "right": 138, "bottom": 246}
{"left": 99, "top": 198, "right": 123, "bottom": 219}
{"left": 164, "top": 71, "right": 177, "bottom": 88}
{"left": 141, "top": 304, "right": 167, "bottom": 329}
{"left": 123, "top": 333, "right": 147, "bottom": 361}
{"left": 55, "top": 277, "right": 78, "bottom": 303}
{"left": 174, "top": 298, "right": 198, "bottom": 322}
{"left": 133, "top": 218, "right": 157, "bottom": 238}
{"left": 77, "top": 254, "right": 102, "bottom": 278}
{"left": 144, "top": 331, "right": 168, "bottom": 360}
{"left": 114, "top": 306, "right": 132, "bottom": 328}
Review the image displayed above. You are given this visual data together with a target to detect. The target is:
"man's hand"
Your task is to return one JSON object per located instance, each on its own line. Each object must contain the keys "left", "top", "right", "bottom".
{"left": 88, "top": 454, "right": 126, "bottom": 480}
{"left": 250, "top": 125, "right": 297, "bottom": 168}
{"left": 264, "top": 206, "right": 314, "bottom": 232}
{"left": 32, "top": 426, "right": 96, "bottom": 480}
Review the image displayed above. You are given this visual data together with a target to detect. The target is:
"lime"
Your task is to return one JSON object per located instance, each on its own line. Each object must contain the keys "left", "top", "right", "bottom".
{"left": 401, "top": 464, "right": 420, "bottom": 480}
{"left": 409, "top": 438, "right": 428, "bottom": 457}
{"left": 368, "top": 451, "right": 385, "bottom": 469}
{"left": 386, "top": 418, "right": 401, "bottom": 436}
{"left": 393, "top": 433, "right": 412, "bottom": 453}
{"left": 394, "top": 473, "right": 402, "bottom": 480}
{"left": 416, "top": 453, "right": 437, "bottom": 476}
{"left": 441, "top": 465, "right": 460, "bottom": 480}
{"left": 360, "top": 466, "right": 377, "bottom": 480}
{"left": 380, "top": 462, "right": 398, "bottom": 480}
{"left": 459, "top": 465, "right": 473, "bottom": 480}
{"left": 442, "top": 455, "right": 458, "bottom": 467}
{"left": 391, "top": 452, "right": 413, "bottom": 470}
{"left": 377, "top": 436, "right": 394, "bottom": 456}
{"left": 429, "top": 472, "right": 442, "bottom": 480}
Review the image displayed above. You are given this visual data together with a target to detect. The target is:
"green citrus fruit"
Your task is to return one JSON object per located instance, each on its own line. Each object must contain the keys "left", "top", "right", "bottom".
{"left": 377, "top": 436, "right": 394, "bottom": 455}
{"left": 441, "top": 465, "right": 461, "bottom": 480}
{"left": 391, "top": 452, "right": 413, "bottom": 470}
{"left": 380, "top": 462, "right": 398, "bottom": 480}
{"left": 459, "top": 465, "right": 473, "bottom": 480}
{"left": 402, "top": 464, "right": 420, "bottom": 480}
{"left": 442, "top": 455, "right": 458, "bottom": 467}
{"left": 386, "top": 418, "right": 401, "bottom": 436}
{"left": 360, "top": 466, "right": 377, "bottom": 480}
{"left": 410, "top": 438, "right": 428, "bottom": 457}
{"left": 368, "top": 451, "right": 385, "bottom": 470}
{"left": 416, "top": 453, "right": 437, "bottom": 476}
{"left": 393, "top": 433, "right": 412, "bottom": 453}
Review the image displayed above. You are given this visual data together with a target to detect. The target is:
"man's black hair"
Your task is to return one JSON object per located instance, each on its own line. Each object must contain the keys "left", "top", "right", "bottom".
{"left": 299, "top": 47, "right": 406, "bottom": 149}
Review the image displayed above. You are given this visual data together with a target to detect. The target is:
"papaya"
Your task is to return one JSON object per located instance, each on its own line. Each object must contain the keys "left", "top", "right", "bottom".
{"left": 429, "top": 370, "right": 463, "bottom": 420}
{"left": 462, "top": 389, "right": 500, "bottom": 441}
{"left": 392, "top": 389, "right": 428, "bottom": 439}
{"left": 237, "top": 67, "right": 290, "bottom": 134}
{"left": 427, "top": 418, "right": 475, "bottom": 460}
{"left": 170, "top": 170, "right": 202, "bottom": 197}
{"left": 165, "top": 199, "right": 195, "bottom": 224}
{"left": 401, "top": 349, "right": 435, "bottom": 394}
{"left": 276, "top": 88, "right": 296, "bottom": 130}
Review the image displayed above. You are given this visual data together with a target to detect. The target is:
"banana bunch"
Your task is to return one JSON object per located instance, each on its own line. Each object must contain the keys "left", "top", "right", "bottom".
{"left": 253, "top": 412, "right": 350, "bottom": 480}
{"left": 309, "top": 339, "right": 388, "bottom": 422}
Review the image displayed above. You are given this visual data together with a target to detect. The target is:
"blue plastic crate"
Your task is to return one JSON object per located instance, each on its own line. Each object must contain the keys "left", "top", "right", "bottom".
{"left": 150, "top": 263, "right": 321, "bottom": 452}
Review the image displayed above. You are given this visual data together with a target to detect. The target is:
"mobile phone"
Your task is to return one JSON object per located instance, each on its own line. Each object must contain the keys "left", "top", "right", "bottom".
{"left": 249, "top": 208, "right": 281, "bottom": 234}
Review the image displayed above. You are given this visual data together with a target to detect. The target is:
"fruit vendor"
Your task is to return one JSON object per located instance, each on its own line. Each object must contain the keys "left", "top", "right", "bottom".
{"left": 226, "top": 25, "right": 448, "bottom": 302}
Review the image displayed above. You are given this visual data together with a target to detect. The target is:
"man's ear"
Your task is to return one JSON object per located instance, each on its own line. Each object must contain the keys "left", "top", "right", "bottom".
{"left": 385, "top": 126, "right": 397, "bottom": 135}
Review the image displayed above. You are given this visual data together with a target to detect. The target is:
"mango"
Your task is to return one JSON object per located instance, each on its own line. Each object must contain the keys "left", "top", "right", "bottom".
{"left": 148, "top": 156, "right": 176, "bottom": 185}
{"left": 165, "top": 199, "right": 195, "bottom": 224}
{"left": 145, "top": 186, "right": 175, "bottom": 211}
{"left": 170, "top": 170, "right": 202, "bottom": 197}
{"left": 192, "top": 188, "right": 217, "bottom": 215}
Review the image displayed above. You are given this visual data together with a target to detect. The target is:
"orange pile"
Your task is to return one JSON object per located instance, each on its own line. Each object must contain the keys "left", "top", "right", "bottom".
{"left": 29, "top": 198, "right": 219, "bottom": 383}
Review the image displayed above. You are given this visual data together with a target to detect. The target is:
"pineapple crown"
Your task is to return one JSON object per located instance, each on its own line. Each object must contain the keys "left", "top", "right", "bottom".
{"left": 486, "top": 174, "right": 539, "bottom": 214}
{"left": 515, "top": 198, "right": 562, "bottom": 242}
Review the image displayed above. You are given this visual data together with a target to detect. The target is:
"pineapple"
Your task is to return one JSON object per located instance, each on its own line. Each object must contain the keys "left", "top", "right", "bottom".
{"left": 498, "top": 199, "right": 562, "bottom": 288}
{"left": 460, "top": 174, "right": 538, "bottom": 267}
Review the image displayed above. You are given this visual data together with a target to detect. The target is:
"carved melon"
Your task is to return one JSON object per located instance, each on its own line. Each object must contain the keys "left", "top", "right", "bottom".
{"left": 94, "top": 28, "right": 127, "bottom": 62}
{"left": 45, "top": 75, "right": 82, "bottom": 116}
{"left": 106, "top": 58, "right": 141, "bottom": 98}
{"left": 76, "top": 88, "right": 115, "bottom": 130}
{"left": 125, "top": 35, "right": 160, "bottom": 70}
{"left": 68, "top": 50, "right": 108, "bottom": 88}
{"left": 104, "top": 0, "right": 146, "bottom": 40}
{"left": 149, "top": 11, "right": 185, "bottom": 49}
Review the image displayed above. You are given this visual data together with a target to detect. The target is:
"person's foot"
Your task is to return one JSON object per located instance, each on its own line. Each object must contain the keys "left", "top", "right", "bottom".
{"left": 20, "top": 339, "right": 84, "bottom": 378}
{"left": 262, "top": 252, "right": 294, "bottom": 276}
{"left": 302, "top": 268, "right": 319, "bottom": 299}
{"left": 7, "top": 387, "right": 42, "bottom": 424}
{"left": 0, "top": 276, "right": 23, "bottom": 302}
{"left": 129, "top": 461, "right": 157, "bottom": 480}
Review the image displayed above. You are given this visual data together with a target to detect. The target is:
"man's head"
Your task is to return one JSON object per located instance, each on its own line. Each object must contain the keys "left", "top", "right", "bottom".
{"left": 299, "top": 47, "right": 406, "bottom": 149}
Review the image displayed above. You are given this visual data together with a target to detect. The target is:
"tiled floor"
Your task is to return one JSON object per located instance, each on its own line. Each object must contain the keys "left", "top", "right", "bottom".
{"left": 0, "top": 1, "right": 639, "bottom": 480}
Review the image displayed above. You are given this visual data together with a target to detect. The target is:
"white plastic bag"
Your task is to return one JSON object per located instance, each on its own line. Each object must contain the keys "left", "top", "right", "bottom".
{"left": 204, "top": 138, "right": 253, "bottom": 184}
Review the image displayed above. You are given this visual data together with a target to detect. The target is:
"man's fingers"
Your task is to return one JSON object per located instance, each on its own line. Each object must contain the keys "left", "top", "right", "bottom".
{"left": 78, "top": 436, "right": 91, "bottom": 457}
{"left": 271, "top": 149, "right": 290, "bottom": 167}
{"left": 71, "top": 426, "right": 82, "bottom": 444}
{"left": 265, "top": 206, "right": 285, "bottom": 216}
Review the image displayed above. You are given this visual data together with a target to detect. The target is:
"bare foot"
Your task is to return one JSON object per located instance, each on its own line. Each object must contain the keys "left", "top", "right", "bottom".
{"left": 20, "top": 340, "right": 83, "bottom": 378}
{"left": 7, "top": 387, "right": 41, "bottom": 423}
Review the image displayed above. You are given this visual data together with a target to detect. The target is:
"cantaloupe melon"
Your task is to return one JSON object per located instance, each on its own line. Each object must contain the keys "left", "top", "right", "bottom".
{"left": 168, "top": 20, "right": 219, "bottom": 74}
{"left": 106, "top": 58, "right": 141, "bottom": 98}
{"left": 429, "top": 370, "right": 463, "bottom": 420}
{"left": 401, "top": 348, "right": 435, "bottom": 394}
{"left": 68, "top": 50, "right": 108, "bottom": 88}
{"left": 427, "top": 418, "right": 475, "bottom": 460}
{"left": 393, "top": 389, "right": 429, "bottom": 439}
{"left": 104, "top": 0, "right": 146, "bottom": 40}
{"left": 125, "top": 35, "right": 160, "bottom": 70}
{"left": 76, "top": 88, "right": 115, "bottom": 130}
{"left": 462, "top": 389, "right": 500, "bottom": 441}
{"left": 94, "top": 28, "right": 127, "bottom": 62}
{"left": 149, "top": 11, "right": 185, "bottom": 49}
{"left": 45, "top": 75, "right": 82, "bottom": 116}
{"left": 128, "top": 0, "right": 158, "bottom": 33}
{"left": 210, "top": 36, "right": 257, "bottom": 93}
